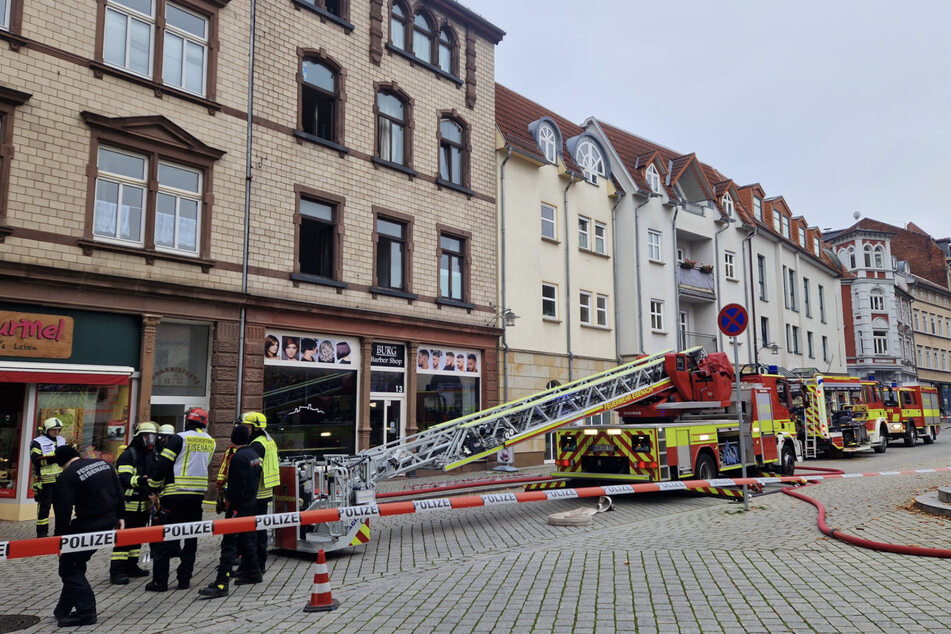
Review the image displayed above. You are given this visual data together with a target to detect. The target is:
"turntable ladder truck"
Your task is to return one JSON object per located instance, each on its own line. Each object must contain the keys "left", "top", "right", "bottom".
{"left": 274, "top": 346, "right": 701, "bottom": 552}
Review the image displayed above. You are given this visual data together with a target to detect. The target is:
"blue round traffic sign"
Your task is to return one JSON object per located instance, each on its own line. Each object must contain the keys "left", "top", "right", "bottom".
{"left": 717, "top": 303, "right": 748, "bottom": 337}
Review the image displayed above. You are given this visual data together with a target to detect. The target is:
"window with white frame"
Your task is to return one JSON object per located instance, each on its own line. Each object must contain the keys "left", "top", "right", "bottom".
{"left": 873, "top": 330, "right": 888, "bottom": 355}
{"left": 864, "top": 245, "right": 872, "bottom": 268}
{"left": 646, "top": 164, "right": 661, "bottom": 193}
{"left": 813, "top": 236, "right": 820, "bottom": 255}
{"left": 542, "top": 283, "right": 558, "bottom": 319}
{"left": 822, "top": 335, "right": 829, "bottom": 362}
{"left": 650, "top": 300, "right": 664, "bottom": 331}
{"left": 803, "top": 277, "right": 811, "bottom": 317}
{"left": 724, "top": 251, "right": 736, "bottom": 279}
{"left": 578, "top": 216, "right": 590, "bottom": 250}
{"left": 677, "top": 248, "right": 684, "bottom": 263}
{"left": 848, "top": 247, "right": 856, "bottom": 269}
{"left": 931, "top": 315, "right": 937, "bottom": 334}
{"left": 721, "top": 193, "right": 734, "bottom": 218}
{"left": 594, "top": 222, "right": 606, "bottom": 255}
{"left": 772, "top": 210, "right": 781, "bottom": 233}
{"left": 647, "top": 229, "right": 662, "bottom": 261}
{"left": 783, "top": 266, "right": 797, "bottom": 310}
{"left": 760, "top": 316, "right": 770, "bottom": 346}
{"left": 781, "top": 215, "right": 790, "bottom": 238}
{"left": 1, "top": 0, "right": 10, "bottom": 31}
{"left": 913, "top": 309, "right": 920, "bottom": 330}
{"left": 874, "top": 245, "right": 885, "bottom": 269}
{"left": 807, "top": 331, "right": 814, "bottom": 358}
{"left": 579, "top": 290, "right": 592, "bottom": 325}
{"left": 753, "top": 196, "right": 762, "bottom": 222}
{"left": 540, "top": 203, "right": 556, "bottom": 240}
{"left": 870, "top": 290, "right": 885, "bottom": 311}
{"left": 818, "top": 284, "right": 826, "bottom": 322}
{"left": 596, "top": 294, "right": 608, "bottom": 327}
{"left": 786, "top": 324, "right": 800, "bottom": 354}
{"left": 575, "top": 138, "right": 605, "bottom": 184}
{"left": 798, "top": 227, "right": 805, "bottom": 246}
{"left": 94, "top": 146, "right": 202, "bottom": 255}
{"left": 757, "top": 254, "right": 767, "bottom": 300}
{"left": 103, "top": 0, "right": 209, "bottom": 97}
{"left": 537, "top": 123, "right": 558, "bottom": 164}
{"left": 942, "top": 350, "right": 947, "bottom": 371}
{"left": 917, "top": 345, "right": 923, "bottom": 365}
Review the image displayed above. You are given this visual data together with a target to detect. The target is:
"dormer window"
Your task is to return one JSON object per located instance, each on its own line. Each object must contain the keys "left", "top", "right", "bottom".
{"left": 538, "top": 123, "right": 557, "bottom": 164}
{"left": 753, "top": 196, "right": 762, "bottom": 221}
{"left": 646, "top": 164, "right": 661, "bottom": 193}
{"left": 772, "top": 210, "right": 780, "bottom": 233}
{"left": 781, "top": 215, "right": 790, "bottom": 238}
{"left": 813, "top": 237, "right": 820, "bottom": 255}
{"left": 575, "top": 138, "right": 604, "bottom": 184}
{"left": 721, "top": 193, "right": 734, "bottom": 218}
{"left": 798, "top": 227, "right": 805, "bottom": 246}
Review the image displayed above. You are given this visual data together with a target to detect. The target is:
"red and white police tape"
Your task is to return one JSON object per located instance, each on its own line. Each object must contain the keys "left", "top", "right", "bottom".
{"left": 2, "top": 467, "right": 949, "bottom": 561}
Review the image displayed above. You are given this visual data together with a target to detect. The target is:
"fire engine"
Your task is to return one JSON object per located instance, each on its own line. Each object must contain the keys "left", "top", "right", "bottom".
{"left": 272, "top": 347, "right": 717, "bottom": 552}
{"left": 551, "top": 349, "right": 800, "bottom": 484}
{"left": 877, "top": 384, "right": 941, "bottom": 446}
{"left": 795, "top": 374, "right": 879, "bottom": 457}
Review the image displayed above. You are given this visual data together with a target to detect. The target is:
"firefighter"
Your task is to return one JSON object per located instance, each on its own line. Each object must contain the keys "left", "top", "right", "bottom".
{"left": 198, "top": 424, "right": 261, "bottom": 598}
{"left": 30, "top": 417, "right": 66, "bottom": 537}
{"left": 145, "top": 407, "right": 216, "bottom": 592}
{"left": 52, "top": 445, "right": 124, "bottom": 627}
{"left": 237, "top": 411, "right": 278, "bottom": 579}
{"left": 109, "top": 421, "right": 158, "bottom": 585}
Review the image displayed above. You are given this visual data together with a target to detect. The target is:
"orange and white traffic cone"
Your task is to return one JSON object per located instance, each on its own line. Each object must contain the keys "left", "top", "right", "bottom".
{"left": 303, "top": 549, "right": 339, "bottom": 612}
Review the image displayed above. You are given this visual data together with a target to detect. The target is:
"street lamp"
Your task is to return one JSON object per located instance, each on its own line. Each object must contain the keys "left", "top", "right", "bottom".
{"left": 487, "top": 306, "right": 520, "bottom": 327}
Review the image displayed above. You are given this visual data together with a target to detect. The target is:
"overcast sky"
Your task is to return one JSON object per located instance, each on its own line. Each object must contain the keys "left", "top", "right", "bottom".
{"left": 464, "top": 0, "right": 951, "bottom": 237}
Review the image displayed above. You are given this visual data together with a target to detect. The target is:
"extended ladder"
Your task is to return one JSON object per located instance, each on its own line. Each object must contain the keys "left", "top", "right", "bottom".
{"left": 327, "top": 347, "right": 703, "bottom": 491}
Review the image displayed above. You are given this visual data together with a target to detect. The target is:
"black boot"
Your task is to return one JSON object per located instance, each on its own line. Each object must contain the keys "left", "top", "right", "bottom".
{"left": 198, "top": 569, "right": 230, "bottom": 599}
{"left": 110, "top": 560, "right": 130, "bottom": 585}
{"left": 126, "top": 557, "right": 149, "bottom": 578}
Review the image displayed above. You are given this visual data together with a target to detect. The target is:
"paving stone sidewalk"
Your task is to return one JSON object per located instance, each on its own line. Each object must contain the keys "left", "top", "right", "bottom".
{"left": 2, "top": 454, "right": 951, "bottom": 633}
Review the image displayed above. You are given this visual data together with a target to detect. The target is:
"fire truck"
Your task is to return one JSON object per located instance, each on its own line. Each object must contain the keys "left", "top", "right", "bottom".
{"left": 551, "top": 350, "right": 800, "bottom": 484}
{"left": 875, "top": 384, "right": 941, "bottom": 446}
{"left": 795, "top": 374, "right": 879, "bottom": 457}
{"left": 272, "top": 347, "right": 717, "bottom": 552}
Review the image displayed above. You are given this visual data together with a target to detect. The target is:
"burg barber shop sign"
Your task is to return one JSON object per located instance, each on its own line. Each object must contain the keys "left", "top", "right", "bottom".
{"left": 0, "top": 310, "right": 75, "bottom": 359}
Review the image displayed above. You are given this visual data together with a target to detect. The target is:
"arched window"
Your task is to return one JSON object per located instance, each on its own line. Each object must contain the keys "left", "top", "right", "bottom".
{"left": 300, "top": 58, "right": 339, "bottom": 142}
{"left": 537, "top": 123, "right": 557, "bottom": 164}
{"left": 864, "top": 244, "right": 872, "bottom": 268}
{"left": 412, "top": 11, "right": 433, "bottom": 63}
{"left": 646, "top": 164, "right": 661, "bottom": 193}
{"left": 437, "top": 27, "right": 453, "bottom": 74}
{"left": 870, "top": 289, "right": 885, "bottom": 311}
{"left": 874, "top": 245, "right": 885, "bottom": 269}
{"left": 439, "top": 117, "right": 467, "bottom": 186}
{"left": 376, "top": 91, "right": 406, "bottom": 165}
{"left": 848, "top": 246, "right": 856, "bottom": 269}
{"left": 575, "top": 138, "right": 605, "bottom": 184}
{"left": 390, "top": 1, "right": 408, "bottom": 50}
{"left": 721, "top": 193, "right": 734, "bottom": 218}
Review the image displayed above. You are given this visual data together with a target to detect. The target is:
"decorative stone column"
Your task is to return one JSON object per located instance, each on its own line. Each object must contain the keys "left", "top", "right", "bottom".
{"left": 406, "top": 341, "right": 418, "bottom": 437}
{"left": 137, "top": 314, "right": 162, "bottom": 424}
{"left": 358, "top": 338, "right": 372, "bottom": 451}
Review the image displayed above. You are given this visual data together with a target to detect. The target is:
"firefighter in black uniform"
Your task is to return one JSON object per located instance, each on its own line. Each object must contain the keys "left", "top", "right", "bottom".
{"left": 198, "top": 424, "right": 261, "bottom": 598}
{"left": 52, "top": 445, "right": 124, "bottom": 627}
{"left": 237, "top": 412, "right": 279, "bottom": 580}
{"left": 109, "top": 421, "right": 158, "bottom": 584}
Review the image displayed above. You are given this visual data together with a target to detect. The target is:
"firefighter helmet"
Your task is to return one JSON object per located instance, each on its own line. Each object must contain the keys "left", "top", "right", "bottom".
{"left": 240, "top": 411, "right": 267, "bottom": 429}
{"left": 134, "top": 421, "right": 159, "bottom": 436}
{"left": 185, "top": 407, "right": 209, "bottom": 427}
{"left": 158, "top": 424, "right": 176, "bottom": 436}
{"left": 43, "top": 417, "right": 64, "bottom": 432}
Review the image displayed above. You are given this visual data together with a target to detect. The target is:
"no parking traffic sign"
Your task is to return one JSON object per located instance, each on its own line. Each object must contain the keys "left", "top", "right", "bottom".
{"left": 717, "top": 303, "right": 748, "bottom": 337}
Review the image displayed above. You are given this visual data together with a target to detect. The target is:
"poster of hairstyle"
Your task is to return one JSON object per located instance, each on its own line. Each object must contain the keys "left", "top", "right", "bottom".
{"left": 264, "top": 331, "right": 356, "bottom": 367}
{"left": 416, "top": 345, "right": 480, "bottom": 376}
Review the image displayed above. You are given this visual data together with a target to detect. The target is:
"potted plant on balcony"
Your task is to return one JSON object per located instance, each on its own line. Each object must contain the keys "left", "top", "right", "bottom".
{"left": 680, "top": 258, "right": 697, "bottom": 270}
{"left": 699, "top": 263, "right": 713, "bottom": 274}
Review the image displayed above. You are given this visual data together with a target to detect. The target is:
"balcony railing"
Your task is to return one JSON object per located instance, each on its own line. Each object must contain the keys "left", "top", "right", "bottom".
{"left": 680, "top": 330, "right": 718, "bottom": 354}
{"left": 677, "top": 266, "right": 715, "bottom": 301}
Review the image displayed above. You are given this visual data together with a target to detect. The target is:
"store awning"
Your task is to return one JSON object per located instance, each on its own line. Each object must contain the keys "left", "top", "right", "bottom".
{"left": 0, "top": 363, "right": 135, "bottom": 385}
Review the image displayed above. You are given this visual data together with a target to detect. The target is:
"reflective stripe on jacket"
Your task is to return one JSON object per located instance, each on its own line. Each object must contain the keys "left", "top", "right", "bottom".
{"left": 163, "top": 429, "right": 216, "bottom": 495}
{"left": 30, "top": 435, "right": 66, "bottom": 484}
{"left": 251, "top": 431, "right": 279, "bottom": 499}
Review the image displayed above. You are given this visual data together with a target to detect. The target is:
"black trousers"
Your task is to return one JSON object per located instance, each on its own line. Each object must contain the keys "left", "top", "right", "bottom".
{"left": 151, "top": 495, "right": 203, "bottom": 586}
{"left": 110, "top": 507, "right": 148, "bottom": 568}
{"left": 219, "top": 502, "right": 258, "bottom": 576}
{"left": 55, "top": 515, "right": 117, "bottom": 619}
{"left": 255, "top": 498, "right": 271, "bottom": 573}
{"left": 35, "top": 482, "right": 55, "bottom": 537}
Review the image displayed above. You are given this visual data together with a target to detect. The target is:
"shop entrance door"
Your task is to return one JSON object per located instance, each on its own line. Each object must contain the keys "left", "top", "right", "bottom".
{"left": 369, "top": 398, "right": 404, "bottom": 448}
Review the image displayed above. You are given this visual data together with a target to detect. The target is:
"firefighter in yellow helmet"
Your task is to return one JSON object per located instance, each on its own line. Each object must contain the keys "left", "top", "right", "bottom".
{"left": 236, "top": 411, "right": 278, "bottom": 582}
{"left": 109, "top": 422, "right": 158, "bottom": 585}
{"left": 30, "top": 417, "right": 66, "bottom": 537}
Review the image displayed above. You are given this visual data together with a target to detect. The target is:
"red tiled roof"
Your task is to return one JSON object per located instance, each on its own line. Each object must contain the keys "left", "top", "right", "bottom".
{"left": 494, "top": 84, "right": 585, "bottom": 174}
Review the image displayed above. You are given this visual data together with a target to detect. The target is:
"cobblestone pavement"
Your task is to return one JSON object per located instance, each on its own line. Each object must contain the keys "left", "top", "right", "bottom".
{"left": 2, "top": 431, "right": 951, "bottom": 633}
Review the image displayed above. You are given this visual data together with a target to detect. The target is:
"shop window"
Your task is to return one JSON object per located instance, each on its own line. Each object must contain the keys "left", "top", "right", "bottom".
{"left": 35, "top": 383, "right": 131, "bottom": 464}
{"left": 300, "top": 55, "right": 344, "bottom": 145}
{"left": 416, "top": 346, "right": 481, "bottom": 432}
{"left": 0, "top": 383, "right": 24, "bottom": 498}
{"left": 98, "top": 0, "right": 219, "bottom": 100}
{"left": 151, "top": 322, "right": 210, "bottom": 398}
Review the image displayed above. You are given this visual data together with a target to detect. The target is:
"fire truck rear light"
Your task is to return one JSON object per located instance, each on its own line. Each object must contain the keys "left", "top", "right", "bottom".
{"left": 583, "top": 429, "right": 598, "bottom": 435}
{"left": 558, "top": 459, "right": 572, "bottom": 467}
{"left": 635, "top": 461, "right": 658, "bottom": 469}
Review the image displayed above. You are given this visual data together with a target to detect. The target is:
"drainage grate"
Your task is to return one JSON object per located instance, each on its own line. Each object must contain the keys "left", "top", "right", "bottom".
{"left": 0, "top": 615, "right": 42, "bottom": 633}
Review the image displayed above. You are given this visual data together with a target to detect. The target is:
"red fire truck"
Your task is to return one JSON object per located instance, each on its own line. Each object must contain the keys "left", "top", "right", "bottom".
{"left": 879, "top": 384, "right": 941, "bottom": 446}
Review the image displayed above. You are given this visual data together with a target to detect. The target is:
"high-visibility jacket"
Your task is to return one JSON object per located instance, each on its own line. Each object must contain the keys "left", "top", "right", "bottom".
{"left": 150, "top": 429, "right": 216, "bottom": 496}
{"left": 115, "top": 443, "right": 150, "bottom": 513}
{"left": 30, "top": 434, "right": 66, "bottom": 484}
{"left": 250, "top": 431, "right": 279, "bottom": 500}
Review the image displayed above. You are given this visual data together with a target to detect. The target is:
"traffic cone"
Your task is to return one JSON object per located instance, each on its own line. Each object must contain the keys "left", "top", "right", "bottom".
{"left": 303, "top": 549, "right": 339, "bottom": 612}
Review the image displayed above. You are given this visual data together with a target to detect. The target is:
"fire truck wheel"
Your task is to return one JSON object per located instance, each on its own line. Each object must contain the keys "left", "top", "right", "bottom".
{"left": 903, "top": 424, "right": 917, "bottom": 447}
{"left": 693, "top": 453, "right": 717, "bottom": 480}
{"left": 779, "top": 443, "right": 796, "bottom": 475}
{"left": 922, "top": 426, "right": 936, "bottom": 445}
{"left": 873, "top": 427, "right": 888, "bottom": 454}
